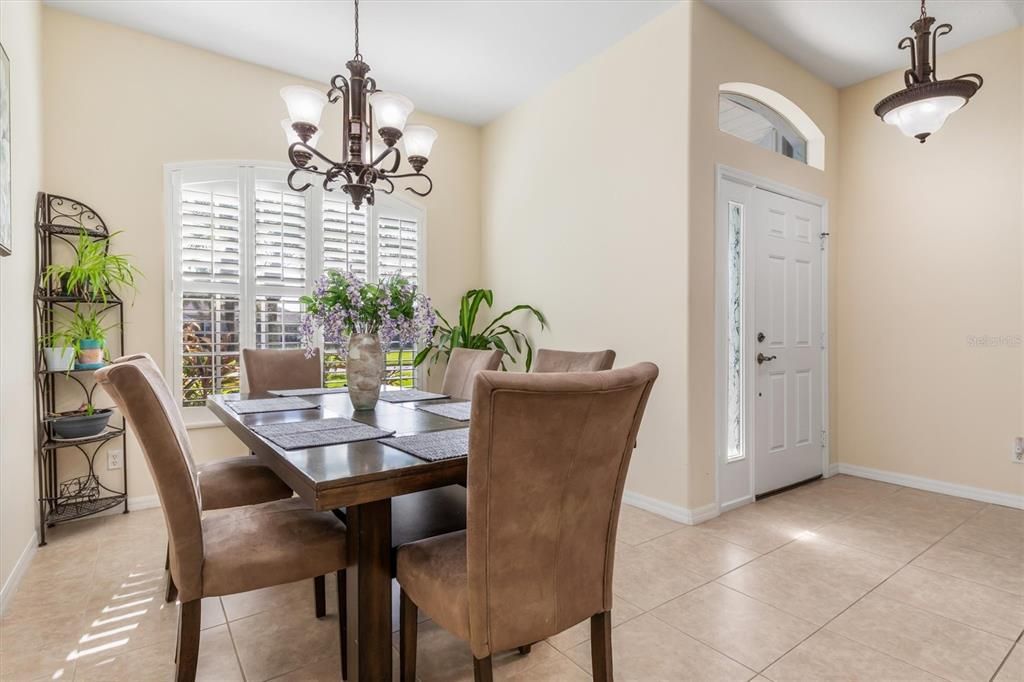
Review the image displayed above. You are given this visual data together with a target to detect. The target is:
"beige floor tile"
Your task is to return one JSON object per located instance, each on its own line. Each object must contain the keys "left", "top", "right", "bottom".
{"left": 545, "top": 598, "right": 644, "bottom": 652}
{"left": 0, "top": 611, "right": 80, "bottom": 681}
{"left": 820, "top": 474, "right": 903, "bottom": 495}
{"left": 652, "top": 582, "right": 817, "bottom": 672}
{"left": 230, "top": 603, "right": 341, "bottom": 682}
{"left": 857, "top": 488, "right": 985, "bottom": 538}
{"left": 827, "top": 594, "right": 1013, "bottom": 682}
{"left": 617, "top": 504, "right": 683, "bottom": 546}
{"left": 611, "top": 542, "right": 708, "bottom": 610}
{"left": 776, "top": 477, "right": 900, "bottom": 515}
{"left": 268, "top": 646, "right": 401, "bottom": 681}
{"left": 717, "top": 535, "right": 900, "bottom": 625}
{"left": 565, "top": 613, "right": 753, "bottom": 681}
{"left": 696, "top": 498, "right": 843, "bottom": 553}
{"left": 994, "top": 642, "right": 1024, "bottom": 682}
{"left": 942, "top": 506, "right": 1024, "bottom": 562}
{"left": 763, "top": 629, "right": 940, "bottom": 681}
{"left": 72, "top": 639, "right": 175, "bottom": 682}
{"left": 222, "top": 578, "right": 323, "bottom": 622}
{"left": 393, "top": 619, "right": 562, "bottom": 681}
{"left": 875, "top": 565, "right": 1024, "bottom": 639}
{"left": 639, "top": 526, "right": 760, "bottom": 579}
{"left": 812, "top": 514, "right": 936, "bottom": 562}
{"left": 503, "top": 653, "right": 591, "bottom": 681}
{"left": 913, "top": 542, "right": 1024, "bottom": 595}
{"left": 75, "top": 588, "right": 180, "bottom": 657}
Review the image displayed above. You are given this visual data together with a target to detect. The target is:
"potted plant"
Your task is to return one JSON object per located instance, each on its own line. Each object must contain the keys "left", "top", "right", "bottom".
{"left": 413, "top": 288, "right": 547, "bottom": 371}
{"left": 67, "top": 306, "right": 115, "bottom": 369}
{"left": 301, "top": 271, "right": 434, "bottom": 410}
{"left": 39, "top": 321, "right": 77, "bottom": 372}
{"left": 41, "top": 230, "right": 141, "bottom": 302}
{"left": 49, "top": 401, "right": 113, "bottom": 439}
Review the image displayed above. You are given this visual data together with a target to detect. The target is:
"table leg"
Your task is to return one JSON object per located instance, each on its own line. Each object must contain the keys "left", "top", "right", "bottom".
{"left": 345, "top": 498, "right": 393, "bottom": 682}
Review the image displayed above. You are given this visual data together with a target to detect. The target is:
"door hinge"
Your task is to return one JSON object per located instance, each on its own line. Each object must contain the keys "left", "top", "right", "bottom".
{"left": 820, "top": 429, "right": 828, "bottom": 447}
{"left": 820, "top": 331, "right": 826, "bottom": 349}
{"left": 819, "top": 231, "right": 829, "bottom": 251}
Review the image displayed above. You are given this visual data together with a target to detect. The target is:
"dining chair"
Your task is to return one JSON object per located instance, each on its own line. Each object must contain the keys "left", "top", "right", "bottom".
{"left": 242, "top": 347, "right": 322, "bottom": 395}
{"left": 396, "top": 363, "right": 659, "bottom": 682}
{"left": 532, "top": 348, "right": 616, "bottom": 372}
{"left": 441, "top": 348, "right": 503, "bottom": 400}
{"left": 96, "top": 355, "right": 350, "bottom": 682}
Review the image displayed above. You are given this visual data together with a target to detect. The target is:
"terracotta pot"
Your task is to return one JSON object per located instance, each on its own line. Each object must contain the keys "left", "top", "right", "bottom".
{"left": 347, "top": 333, "right": 383, "bottom": 410}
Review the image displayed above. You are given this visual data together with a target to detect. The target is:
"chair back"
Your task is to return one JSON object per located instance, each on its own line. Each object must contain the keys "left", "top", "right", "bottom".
{"left": 465, "top": 363, "right": 658, "bottom": 657}
{"left": 242, "top": 348, "right": 321, "bottom": 395}
{"left": 533, "top": 348, "right": 616, "bottom": 372}
{"left": 440, "top": 348, "right": 503, "bottom": 400}
{"left": 95, "top": 354, "right": 205, "bottom": 601}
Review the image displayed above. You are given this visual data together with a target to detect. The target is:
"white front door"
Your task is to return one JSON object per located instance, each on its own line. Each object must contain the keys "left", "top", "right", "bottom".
{"left": 752, "top": 188, "right": 824, "bottom": 495}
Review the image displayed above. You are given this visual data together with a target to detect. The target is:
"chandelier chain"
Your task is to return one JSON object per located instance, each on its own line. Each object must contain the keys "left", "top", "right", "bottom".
{"left": 920, "top": 0, "right": 927, "bottom": 21}
{"left": 354, "top": 0, "right": 362, "bottom": 60}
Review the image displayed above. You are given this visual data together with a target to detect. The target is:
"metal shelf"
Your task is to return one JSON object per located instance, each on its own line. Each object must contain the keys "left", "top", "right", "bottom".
{"left": 45, "top": 494, "right": 126, "bottom": 525}
{"left": 38, "top": 364, "right": 110, "bottom": 375}
{"left": 42, "top": 425, "right": 124, "bottom": 450}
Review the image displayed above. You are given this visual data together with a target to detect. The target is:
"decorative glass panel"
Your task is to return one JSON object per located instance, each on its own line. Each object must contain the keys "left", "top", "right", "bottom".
{"left": 726, "top": 201, "right": 744, "bottom": 461}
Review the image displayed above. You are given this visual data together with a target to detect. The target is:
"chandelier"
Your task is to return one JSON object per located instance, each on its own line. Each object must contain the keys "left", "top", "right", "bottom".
{"left": 873, "top": 0, "right": 983, "bottom": 143}
{"left": 280, "top": 0, "right": 437, "bottom": 209}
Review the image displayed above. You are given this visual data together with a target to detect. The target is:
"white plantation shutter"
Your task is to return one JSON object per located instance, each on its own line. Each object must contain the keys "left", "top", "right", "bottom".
{"left": 169, "top": 163, "right": 425, "bottom": 408}
{"left": 323, "top": 195, "right": 369, "bottom": 277}
{"left": 376, "top": 213, "right": 419, "bottom": 285}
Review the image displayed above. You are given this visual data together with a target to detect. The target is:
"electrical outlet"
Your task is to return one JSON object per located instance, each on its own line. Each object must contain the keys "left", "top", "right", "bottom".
{"left": 107, "top": 448, "right": 123, "bottom": 470}
{"left": 1013, "top": 437, "right": 1024, "bottom": 464}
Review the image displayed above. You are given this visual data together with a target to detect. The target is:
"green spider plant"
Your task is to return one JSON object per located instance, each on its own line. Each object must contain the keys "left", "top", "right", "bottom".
{"left": 413, "top": 289, "right": 547, "bottom": 371}
{"left": 41, "top": 230, "right": 141, "bottom": 303}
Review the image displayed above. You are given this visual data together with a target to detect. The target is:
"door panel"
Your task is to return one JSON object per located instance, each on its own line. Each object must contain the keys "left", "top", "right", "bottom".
{"left": 753, "top": 189, "right": 823, "bottom": 495}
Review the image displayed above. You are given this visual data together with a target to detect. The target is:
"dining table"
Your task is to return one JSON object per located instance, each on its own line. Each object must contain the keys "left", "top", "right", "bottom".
{"left": 207, "top": 390, "right": 469, "bottom": 682}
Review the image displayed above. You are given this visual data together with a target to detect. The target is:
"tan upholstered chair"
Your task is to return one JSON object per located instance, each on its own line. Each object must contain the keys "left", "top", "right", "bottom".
{"left": 396, "top": 363, "right": 659, "bottom": 682}
{"left": 440, "top": 348, "right": 503, "bottom": 400}
{"left": 242, "top": 347, "right": 322, "bottom": 395}
{"left": 533, "top": 348, "right": 616, "bottom": 372}
{"left": 96, "top": 355, "right": 349, "bottom": 682}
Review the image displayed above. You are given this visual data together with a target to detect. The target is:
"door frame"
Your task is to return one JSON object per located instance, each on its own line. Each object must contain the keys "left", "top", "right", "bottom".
{"left": 713, "top": 164, "right": 831, "bottom": 513}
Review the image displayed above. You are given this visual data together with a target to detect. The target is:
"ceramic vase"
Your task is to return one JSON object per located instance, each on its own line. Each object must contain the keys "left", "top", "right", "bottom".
{"left": 347, "top": 333, "right": 384, "bottom": 410}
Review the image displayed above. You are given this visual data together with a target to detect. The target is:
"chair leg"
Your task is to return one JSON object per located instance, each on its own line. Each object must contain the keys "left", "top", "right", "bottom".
{"left": 518, "top": 644, "right": 533, "bottom": 655}
{"left": 399, "top": 588, "right": 418, "bottom": 682}
{"left": 176, "top": 600, "right": 201, "bottom": 682}
{"left": 314, "top": 575, "right": 326, "bottom": 618}
{"left": 472, "top": 655, "right": 493, "bottom": 682}
{"left": 591, "top": 611, "right": 613, "bottom": 682}
{"left": 337, "top": 571, "right": 348, "bottom": 681}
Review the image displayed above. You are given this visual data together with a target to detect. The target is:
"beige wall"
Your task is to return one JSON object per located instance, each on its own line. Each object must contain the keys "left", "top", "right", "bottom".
{"left": 0, "top": 0, "right": 44, "bottom": 600}
{"left": 41, "top": 8, "right": 481, "bottom": 501}
{"left": 835, "top": 27, "right": 1023, "bottom": 496}
{"left": 686, "top": 1, "right": 840, "bottom": 508}
{"left": 483, "top": 2, "right": 694, "bottom": 510}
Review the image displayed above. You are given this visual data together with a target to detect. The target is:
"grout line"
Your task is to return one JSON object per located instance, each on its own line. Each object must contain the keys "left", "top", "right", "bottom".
{"left": 222, "top": 607, "right": 249, "bottom": 682}
{"left": 989, "top": 630, "right": 1022, "bottom": 682}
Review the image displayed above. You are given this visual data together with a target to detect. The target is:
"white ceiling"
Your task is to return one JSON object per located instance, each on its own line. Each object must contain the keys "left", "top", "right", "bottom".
{"left": 44, "top": 0, "right": 676, "bottom": 125}
{"left": 704, "top": 0, "right": 1024, "bottom": 88}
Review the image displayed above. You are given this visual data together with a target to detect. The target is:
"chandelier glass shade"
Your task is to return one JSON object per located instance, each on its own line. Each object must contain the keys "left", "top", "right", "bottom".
{"left": 873, "top": 0, "right": 982, "bottom": 143}
{"left": 280, "top": 0, "right": 436, "bottom": 209}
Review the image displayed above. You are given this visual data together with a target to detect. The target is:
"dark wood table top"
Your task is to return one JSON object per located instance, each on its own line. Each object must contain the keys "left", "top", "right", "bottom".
{"left": 207, "top": 392, "right": 468, "bottom": 511}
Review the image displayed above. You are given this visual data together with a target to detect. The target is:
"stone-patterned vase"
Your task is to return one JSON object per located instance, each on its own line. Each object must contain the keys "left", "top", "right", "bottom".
{"left": 347, "top": 332, "right": 384, "bottom": 410}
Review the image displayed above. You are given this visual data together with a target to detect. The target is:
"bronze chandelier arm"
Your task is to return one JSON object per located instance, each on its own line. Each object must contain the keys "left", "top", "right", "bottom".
{"left": 287, "top": 168, "right": 315, "bottom": 193}
{"left": 375, "top": 176, "right": 396, "bottom": 195}
{"left": 951, "top": 73, "right": 983, "bottom": 88}
{"left": 380, "top": 171, "right": 433, "bottom": 198}
{"left": 368, "top": 145, "right": 401, "bottom": 174}
{"left": 898, "top": 36, "right": 918, "bottom": 86}
{"left": 288, "top": 141, "right": 341, "bottom": 170}
{"left": 931, "top": 24, "right": 952, "bottom": 78}
{"left": 328, "top": 74, "right": 349, "bottom": 103}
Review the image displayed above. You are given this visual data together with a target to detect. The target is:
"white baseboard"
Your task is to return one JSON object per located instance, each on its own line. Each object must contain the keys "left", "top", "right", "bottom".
{"left": 622, "top": 490, "right": 719, "bottom": 525}
{"left": 719, "top": 494, "right": 753, "bottom": 513}
{"left": 128, "top": 495, "right": 160, "bottom": 511}
{"left": 827, "top": 462, "right": 840, "bottom": 477}
{"left": 0, "top": 531, "right": 38, "bottom": 615}
{"left": 837, "top": 463, "right": 1024, "bottom": 510}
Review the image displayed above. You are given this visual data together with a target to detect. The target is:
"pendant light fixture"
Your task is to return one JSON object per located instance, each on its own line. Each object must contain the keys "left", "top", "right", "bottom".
{"left": 280, "top": 0, "right": 437, "bottom": 208}
{"left": 874, "top": 0, "right": 983, "bottom": 143}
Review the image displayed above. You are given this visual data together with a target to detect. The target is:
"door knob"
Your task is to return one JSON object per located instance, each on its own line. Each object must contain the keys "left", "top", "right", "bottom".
{"left": 757, "top": 352, "right": 777, "bottom": 365}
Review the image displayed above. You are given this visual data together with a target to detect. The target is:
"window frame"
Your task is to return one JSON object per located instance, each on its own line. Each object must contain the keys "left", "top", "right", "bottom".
{"left": 164, "top": 160, "right": 428, "bottom": 425}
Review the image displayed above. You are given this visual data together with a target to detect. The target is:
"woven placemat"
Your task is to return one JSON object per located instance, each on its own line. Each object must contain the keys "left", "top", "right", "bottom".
{"left": 268, "top": 387, "right": 349, "bottom": 397}
{"left": 381, "top": 428, "right": 469, "bottom": 462}
{"left": 378, "top": 389, "right": 449, "bottom": 403}
{"left": 416, "top": 401, "right": 472, "bottom": 422}
{"left": 252, "top": 418, "right": 394, "bottom": 450}
{"left": 228, "top": 397, "right": 319, "bottom": 415}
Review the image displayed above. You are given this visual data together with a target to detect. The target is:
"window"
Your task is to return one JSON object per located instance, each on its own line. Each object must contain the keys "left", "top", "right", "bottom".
{"left": 168, "top": 163, "right": 426, "bottom": 411}
{"left": 719, "top": 92, "right": 808, "bottom": 164}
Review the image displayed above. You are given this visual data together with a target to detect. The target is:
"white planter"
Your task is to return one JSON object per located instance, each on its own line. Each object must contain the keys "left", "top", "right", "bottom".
{"left": 43, "top": 347, "right": 76, "bottom": 372}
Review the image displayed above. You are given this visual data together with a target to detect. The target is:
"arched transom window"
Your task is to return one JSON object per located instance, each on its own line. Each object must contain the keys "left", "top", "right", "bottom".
{"left": 719, "top": 92, "right": 808, "bottom": 164}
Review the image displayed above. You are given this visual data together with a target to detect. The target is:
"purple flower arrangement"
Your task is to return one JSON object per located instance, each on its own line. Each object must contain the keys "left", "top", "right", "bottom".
{"left": 299, "top": 270, "right": 436, "bottom": 359}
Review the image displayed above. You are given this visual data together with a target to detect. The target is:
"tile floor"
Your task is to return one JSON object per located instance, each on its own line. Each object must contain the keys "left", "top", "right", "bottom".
{"left": 1, "top": 475, "right": 1021, "bottom": 681}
